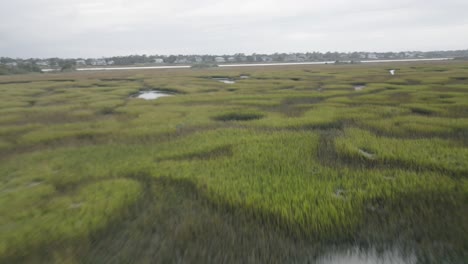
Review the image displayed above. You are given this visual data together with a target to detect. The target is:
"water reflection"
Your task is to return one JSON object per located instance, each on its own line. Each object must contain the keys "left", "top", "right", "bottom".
{"left": 317, "top": 246, "right": 416, "bottom": 264}
{"left": 213, "top": 78, "right": 236, "bottom": 84}
{"left": 135, "top": 90, "right": 172, "bottom": 100}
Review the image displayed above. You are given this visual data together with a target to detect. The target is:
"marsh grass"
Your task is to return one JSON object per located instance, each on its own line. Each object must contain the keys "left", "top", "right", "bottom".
{"left": 0, "top": 61, "right": 467, "bottom": 263}
{"left": 213, "top": 112, "right": 264, "bottom": 121}
{"left": 335, "top": 127, "right": 468, "bottom": 176}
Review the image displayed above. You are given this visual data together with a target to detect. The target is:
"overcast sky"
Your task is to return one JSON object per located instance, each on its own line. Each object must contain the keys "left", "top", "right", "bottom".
{"left": 1, "top": 0, "right": 467, "bottom": 58}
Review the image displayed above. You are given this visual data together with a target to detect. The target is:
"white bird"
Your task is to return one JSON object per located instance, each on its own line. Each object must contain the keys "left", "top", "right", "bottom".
{"left": 389, "top": 69, "right": 395, "bottom": 75}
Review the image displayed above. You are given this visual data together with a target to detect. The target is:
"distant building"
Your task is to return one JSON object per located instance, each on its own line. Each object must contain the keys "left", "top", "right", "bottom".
{"left": 91, "top": 59, "right": 107, "bottom": 66}
{"left": 194, "top": 57, "right": 203, "bottom": 63}
{"left": 227, "top": 57, "right": 236, "bottom": 62}
{"left": 5, "top": 62, "right": 18, "bottom": 67}
{"left": 297, "top": 54, "right": 308, "bottom": 62}
{"left": 175, "top": 58, "right": 189, "bottom": 64}
{"left": 284, "top": 54, "right": 298, "bottom": 62}
{"left": 214, "top": 57, "right": 225, "bottom": 63}
{"left": 339, "top": 54, "right": 348, "bottom": 59}
{"left": 107, "top": 60, "right": 115, "bottom": 65}
{"left": 260, "top": 56, "right": 273, "bottom": 62}
{"left": 202, "top": 57, "right": 213, "bottom": 62}
{"left": 154, "top": 58, "right": 164, "bottom": 63}
{"left": 36, "top": 60, "right": 50, "bottom": 67}
{"left": 76, "top": 59, "right": 87, "bottom": 66}
{"left": 367, "top": 53, "right": 378, "bottom": 59}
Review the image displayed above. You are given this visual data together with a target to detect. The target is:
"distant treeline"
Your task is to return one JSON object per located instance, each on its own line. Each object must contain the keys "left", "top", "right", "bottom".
{"left": 1, "top": 49, "right": 468, "bottom": 72}
{"left": 0, "top": 63, "right": 42, "bottom": 75}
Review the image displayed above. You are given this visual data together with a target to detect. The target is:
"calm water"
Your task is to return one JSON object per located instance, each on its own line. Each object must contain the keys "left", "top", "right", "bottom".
{"left": 317, "top": 247, "right": 416, "bottom": 264}
{"left": 136, "top": 91, "right": 172, "bottom": 100}
{"left": 213, "top": 78, "right": 236, "bottom": 84}
{"left": 354, "top": 85, "right": 366, "bottom": 91}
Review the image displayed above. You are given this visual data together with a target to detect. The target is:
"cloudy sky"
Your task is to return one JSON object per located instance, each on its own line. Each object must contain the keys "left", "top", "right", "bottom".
{"left": 1, "top": 0, "right": 467, "bottom": 58}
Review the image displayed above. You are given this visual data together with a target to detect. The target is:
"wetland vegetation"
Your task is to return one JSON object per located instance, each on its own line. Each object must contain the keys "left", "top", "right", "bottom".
{"left": 0, "top": 61, "right": 467, "bottom": 263}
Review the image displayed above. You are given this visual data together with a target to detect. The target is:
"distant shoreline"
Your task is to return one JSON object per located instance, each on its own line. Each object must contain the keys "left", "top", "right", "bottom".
{"left": 41, "top": 58, "right": 453, "bottom": 72}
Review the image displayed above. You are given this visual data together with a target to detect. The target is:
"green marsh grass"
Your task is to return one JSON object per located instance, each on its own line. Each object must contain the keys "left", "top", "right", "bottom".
{"left": 335, "top": 127, "right": 468, "bottom": 176}
{"left": 0, "top": 61, "right": 467, "bottom": 263}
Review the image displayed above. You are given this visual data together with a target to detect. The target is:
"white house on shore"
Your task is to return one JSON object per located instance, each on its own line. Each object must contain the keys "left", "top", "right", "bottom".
{"left": 175, "top": 58, "right": 189, "bottom": 64}
{"left": 367, "top": 53, "right": 378, "bottom": 59}
{"left": 284, "top": 54, "right": 298, "bottom": 62}
{"left": 5, "top": 62, "right": 18, "bottom": 67}
{"left": 90, "top": 59, "right": 107, "bottom": 66}
{"left": 214, "top": 57, "right": 225, "bottom": 63}
{"left": 76, "top": 59, "right": 87, "bottom": 66}
{"left": 261, "top": 56, "right": 273, "bottom": 62}
{"left": 154, "top": 58, "right": 164, "bottom": 63}
{"left": 36, "top": 60, "right": 50, "bottom": 67}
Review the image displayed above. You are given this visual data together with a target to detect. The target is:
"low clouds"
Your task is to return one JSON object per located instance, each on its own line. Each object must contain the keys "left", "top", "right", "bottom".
{"left": 1, "top": 0, "right": 467, "bottom": 58}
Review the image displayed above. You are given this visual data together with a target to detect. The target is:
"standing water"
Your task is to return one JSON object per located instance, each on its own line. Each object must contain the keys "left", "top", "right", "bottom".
{"left": 317, "top": 247, "right": 416, "bottom": 264}
{"left": 135, "top": 91, "right": 172, "bottom": 100}
{"left": 213, "top": 78, "right": 236, "bottom": 84}
{"left": 354, "top": 85, "right": 366, "bottom": 91}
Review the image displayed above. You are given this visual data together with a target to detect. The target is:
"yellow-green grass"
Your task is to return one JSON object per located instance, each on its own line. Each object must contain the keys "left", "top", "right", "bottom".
{"left": 358, "top": 115, "right": 468, "bottom": 137}
{"left": 0, "top": 61, "right": 467, "bottom": 263}
{"left": 3, "top": 129, "right": 462, "bottom": 239}
{"left": 335, "top": 128, "right": 468, "bottom": 175}
{"left": 0, "top": 178, "right": 141, "bottom": 260}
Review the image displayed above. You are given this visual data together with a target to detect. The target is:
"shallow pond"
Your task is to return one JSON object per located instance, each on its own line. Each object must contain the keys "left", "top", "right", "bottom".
{"left": 135, "top": 90, "right": 173, "bottom": 100}
{"left": 213, "top": 78, "right": 236, "bottom": 84}
{"left": 354, "top": 85, "right": 366, "bottom": 91}
{"left": 318, "top": 247, "right": 416, "bottom": 264}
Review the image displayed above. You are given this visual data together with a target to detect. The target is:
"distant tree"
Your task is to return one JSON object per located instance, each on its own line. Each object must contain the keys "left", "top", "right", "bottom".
{"left": 0, "top": 65, "right": 11, "bottom": 75}
{"left": 0, "top": 63, "right": 42, "bottom": 75}
{"left": 60, "top": 63, "right": 75, "bottom": 72}
{"left": 165, "top": 55, "right": 177, "bottom": 64}
{"left": 58, "top": 59, "right": 76, "bottom": 68}
{"left": 20, "top": 63, "right": 42, "bottom": 73}
{"left": 349, "top": 52, "right": 360, "bottom": 59}
{"left": 48, "top": 58, "right": 61, "bottom": 67}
